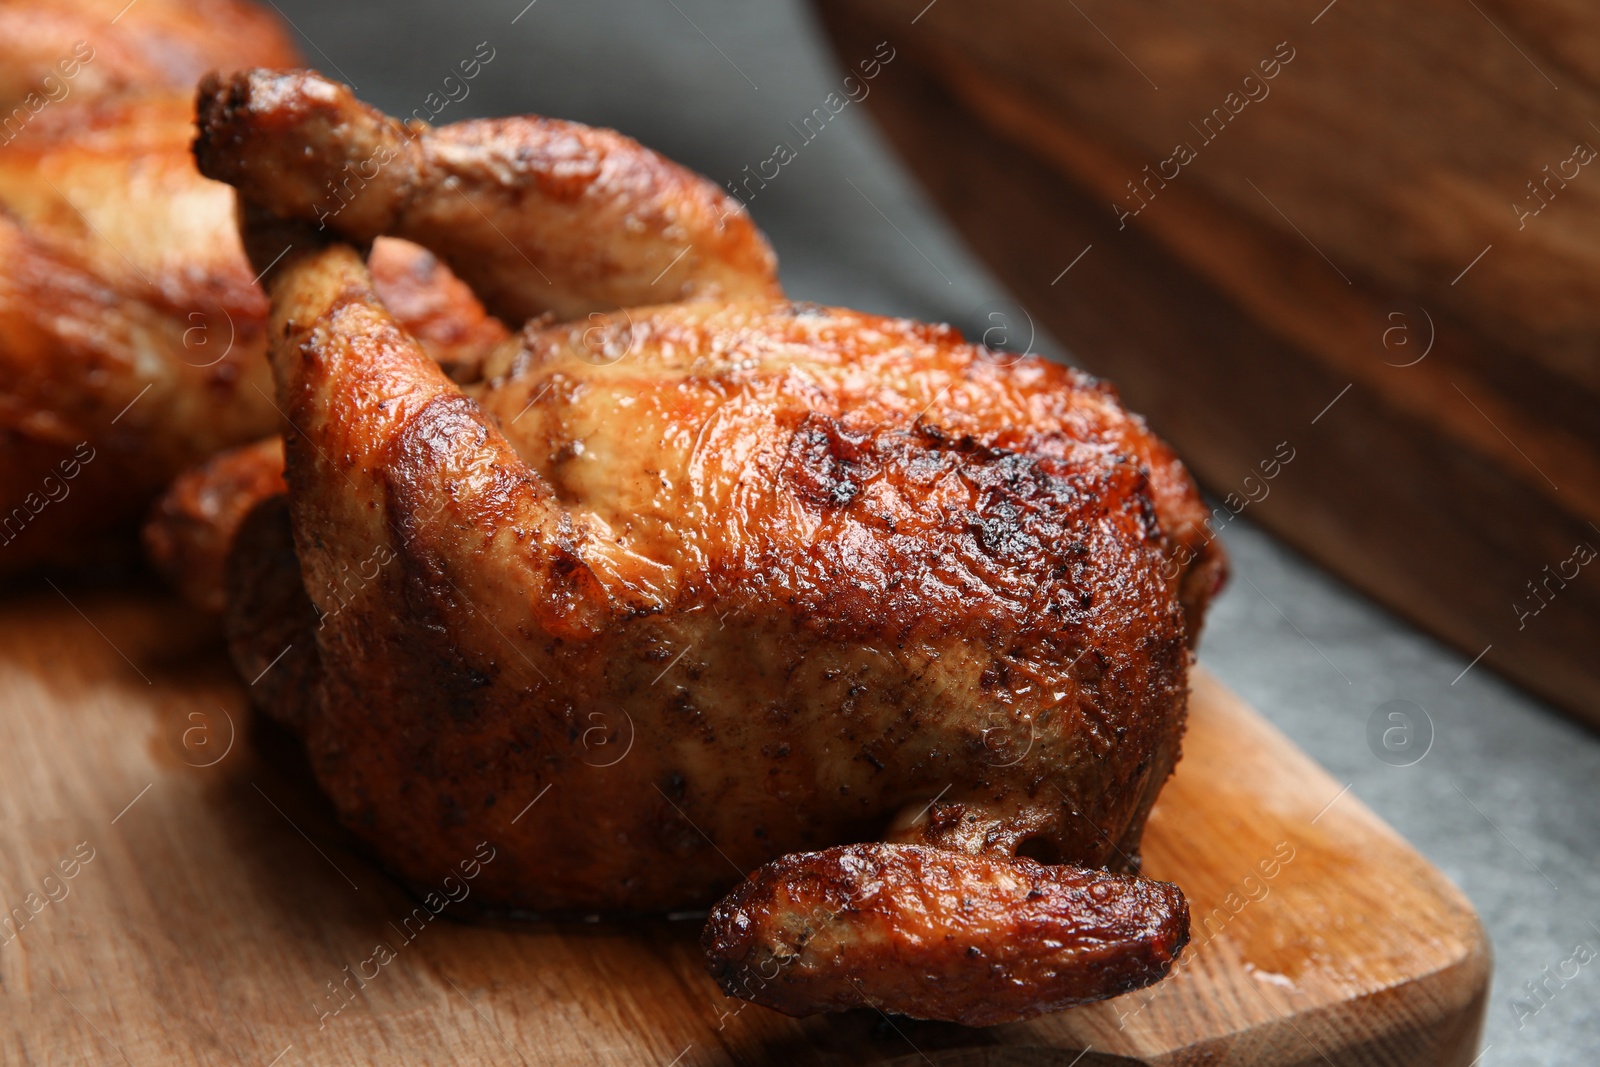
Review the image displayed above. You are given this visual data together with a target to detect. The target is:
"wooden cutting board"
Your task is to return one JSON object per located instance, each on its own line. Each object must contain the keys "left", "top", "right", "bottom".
{"left": 0, "top": 586, "right": 1487, "bottom": 1065}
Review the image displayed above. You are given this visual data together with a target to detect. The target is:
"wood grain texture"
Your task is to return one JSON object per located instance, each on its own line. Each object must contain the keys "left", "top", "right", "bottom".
{"left": 809, "top": 0, "right": 1600, "bottom": 726}
{"left": 0, "top": 588, "right": 1487, "bottom": 1064}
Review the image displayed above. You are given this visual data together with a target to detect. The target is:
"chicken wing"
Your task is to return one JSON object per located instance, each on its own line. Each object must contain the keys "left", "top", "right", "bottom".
{"left": 193, "top": 68, "right": 782, "bottom": 323}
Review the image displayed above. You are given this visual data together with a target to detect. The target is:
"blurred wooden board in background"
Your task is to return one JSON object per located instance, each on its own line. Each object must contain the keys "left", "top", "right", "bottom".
{"left": 810, "top": 0, "right": 1600, "bottom": 726}
{"left": 0, "top": 589, "right": 1486, "bottom": 1064}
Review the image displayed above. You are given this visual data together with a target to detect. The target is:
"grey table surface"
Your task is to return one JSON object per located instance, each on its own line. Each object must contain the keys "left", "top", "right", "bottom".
{"left": 263, "top": 1, "right": 1600, "bottom": 1061}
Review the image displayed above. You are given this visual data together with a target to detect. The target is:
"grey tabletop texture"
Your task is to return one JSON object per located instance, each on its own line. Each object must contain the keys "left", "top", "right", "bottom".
{"left": 263, "top": 0, "right": 1600, "bottom": 1061}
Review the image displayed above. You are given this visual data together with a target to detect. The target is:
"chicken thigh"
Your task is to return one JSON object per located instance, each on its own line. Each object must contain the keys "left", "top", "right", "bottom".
{"left": 185, "top": 69, "right": 1225, "bottom": 1027}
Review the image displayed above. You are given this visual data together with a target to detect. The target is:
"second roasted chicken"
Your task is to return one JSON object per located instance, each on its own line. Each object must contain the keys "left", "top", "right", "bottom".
{"left": 0, "top": 0, "right": 515, "bottom": 575}
{"left": 174, "top": 69, "right": 1226, "bottom": 1027}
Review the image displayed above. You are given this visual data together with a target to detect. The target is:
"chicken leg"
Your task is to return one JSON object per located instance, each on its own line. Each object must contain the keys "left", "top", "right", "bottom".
{"left": 194, "top": 68, "right": 782, "bottom": 324}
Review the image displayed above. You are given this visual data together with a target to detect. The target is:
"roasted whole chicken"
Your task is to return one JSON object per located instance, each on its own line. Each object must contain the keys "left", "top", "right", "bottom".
{"left": 0, "top": 0, "right": 508, "bottom": 575}
{"left": 164, "top": 68, "right": 1227, "bottom": 1027}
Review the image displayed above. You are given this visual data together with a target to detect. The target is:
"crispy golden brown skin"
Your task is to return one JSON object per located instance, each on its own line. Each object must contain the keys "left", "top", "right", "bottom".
{"left": 705, "top": 844, "right": 1189, "bottom": 1026}
{"left": 193, "top": 68, "right": 783, "bottom": 324}
{"left": 142, "top": 61, "right": 784, "bottom": 586}
{"left": 187, "top": 74, "right": 1225, "bottom": 1027}
{"left": 475, "top": 300, "right": 1224, "bottom": 648}
{"left": 7, "top": 57, "right": 783, "bottom": 576}
{"left": 367, "top": 238, "right": 512, "bottom": 383}
{"left": 0, "top": 92, "right": 276, "bottom": 572}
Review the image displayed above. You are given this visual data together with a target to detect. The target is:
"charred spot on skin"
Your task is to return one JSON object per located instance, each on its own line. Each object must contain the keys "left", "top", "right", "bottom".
{"left": 785, "top": 414, "right": 863, "bottom": 510}
{"left": 969, "top": 500, "right": 1039, "bottom": 559}
{"left": 1136, "top": 491, "right": 1163, "bottom": 543}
